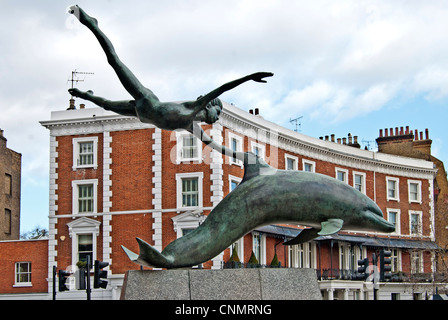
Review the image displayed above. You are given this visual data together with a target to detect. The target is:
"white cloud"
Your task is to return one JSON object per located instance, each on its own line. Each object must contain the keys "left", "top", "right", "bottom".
{"left": 1, "top": 1, "right": 448, "bottom": 229}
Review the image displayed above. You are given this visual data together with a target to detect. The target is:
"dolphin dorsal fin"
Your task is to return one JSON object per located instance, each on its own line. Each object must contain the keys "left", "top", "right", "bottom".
{"left": 241, "top": 152, "right": 276, "bottom": 183}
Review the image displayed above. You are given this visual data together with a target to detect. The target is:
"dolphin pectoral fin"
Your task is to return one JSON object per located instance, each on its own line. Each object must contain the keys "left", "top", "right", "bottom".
{"left": 318, "top": 218, "right": 344, "bottom": 236}
{"left": 283, "top": 228, "right": 319, "bottom": 246}
{"left": 121, "top": 238, "right": 173, "bottom": 268}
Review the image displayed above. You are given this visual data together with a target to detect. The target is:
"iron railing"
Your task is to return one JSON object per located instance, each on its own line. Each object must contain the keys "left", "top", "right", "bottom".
{"left": 223, "top": 262, "right": 448, "bottom": 283}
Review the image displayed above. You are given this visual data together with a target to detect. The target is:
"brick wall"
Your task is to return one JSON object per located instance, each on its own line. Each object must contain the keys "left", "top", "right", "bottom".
{"left": 0, "top": 239, "right": 48, "bottom": 294}
{"left": 0, "top": 131, "right": 21, "bottom": 241}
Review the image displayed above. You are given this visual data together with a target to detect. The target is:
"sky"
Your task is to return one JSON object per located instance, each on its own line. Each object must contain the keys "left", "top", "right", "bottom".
{"left": 1, "top": 1, "right": 448, "bottom": 233}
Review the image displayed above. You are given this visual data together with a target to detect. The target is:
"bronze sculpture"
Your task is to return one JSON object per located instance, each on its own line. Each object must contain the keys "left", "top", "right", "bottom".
{"left": 68, "top": 5, "right": 272, "bottom": 132}
{"left": 122, "top": 153, "right": 395, "bottom": 268}
{"left": 68, "top": 6, "right": 394, "bottom": 269}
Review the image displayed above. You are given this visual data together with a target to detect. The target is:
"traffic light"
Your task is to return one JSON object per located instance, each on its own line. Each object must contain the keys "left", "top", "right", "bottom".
{"left": 58, "top": 269, "right": 70, "bottom": 292}
{"left": 93, "top": 260, "right": 109, "bottom": 289}
{"left": 357, "top": 258, "right": 369, "bottom": 280}
{"left": 380, "top": 250, "right": 392, "bottom": 281}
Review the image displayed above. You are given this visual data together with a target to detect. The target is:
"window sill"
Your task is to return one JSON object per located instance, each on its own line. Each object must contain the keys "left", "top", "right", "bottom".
{"left": 72, "top": 165, "right": 98, "bottom": 171}
{"left": 13, "top": 283, "right": 32, "bottom": 288}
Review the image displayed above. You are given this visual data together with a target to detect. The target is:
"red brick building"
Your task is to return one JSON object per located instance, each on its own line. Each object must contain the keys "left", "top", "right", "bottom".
{"left": 0, "top": 239, "right": 48, "bottom": 298}
{"left": 36, "top": 100, "right": 447, "bottom": 300}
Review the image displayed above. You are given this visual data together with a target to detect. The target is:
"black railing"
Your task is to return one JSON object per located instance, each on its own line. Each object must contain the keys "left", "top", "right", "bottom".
{"left": 316, "top": 269, "right": 366, "bottom": 281}
{"left": 222, "top": 262, "right": 448, "bottom": 283}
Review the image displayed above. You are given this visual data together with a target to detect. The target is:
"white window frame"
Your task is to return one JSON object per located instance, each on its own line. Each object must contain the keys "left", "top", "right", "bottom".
{"left": 228, "top": 175, "right": 242, "bottom": 193}
{"left": 72, "top": 179, "right": 98, "bottom": 215}
{"left": 302, "top": 159, "right": 316, "bottom": 172}
{"left": 231, "top": 237, "right": 244, "bottom": 263}
{"left": 285, "top": 154, "right": 299, "bottom": 171}
{"left": 252, "top": 232, "right": 266, "bottom": 265}
{"left": 14, "top": 262, "right": 32, "bottom": 287}
{"left": 72, "top": 136, "right": 98, "bottom": 170}
{"left": 176, "top": 131, "right": 202, "bottom": 164}
{"left": 390, "top": 248, "right": 401, "bottom": 273}
{"left": 408, "top": 180, "right": 422, "bottom": 204}
{"left": 228, "top": 132, "right": 243, "bottom": 166}
{"left": 339, "top": 243, "right": 349, "bottom": 270}
{"left": 335, "top": 168, "right": 349, "bottom": 184}
{"left": 386, "top": 177, "right": 400, "bottom": 201}
{"left": 386, "top": 208, "right": 401, "bottom": 235}
{"left": 409, "top": 210, "right": 423, "bottom": 236}
{"left": 67, "top": 217, "right": 101, "bottom": 268}
{"left": 176, "top": 172, "right": 204, "bottom": 209}
{"left": 250, "top": 141, "right": 266, "bottom": 160}
{"left": 411, "top": 251, "right": 423, "bottom": 273}
{"left": 353, "top": 171, "right": 366, "bottom": 194}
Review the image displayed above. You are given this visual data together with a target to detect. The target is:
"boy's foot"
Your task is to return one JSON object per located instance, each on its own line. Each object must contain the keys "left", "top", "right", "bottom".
{"left": 68, "top": 5, "right": 98, "bottom": 28}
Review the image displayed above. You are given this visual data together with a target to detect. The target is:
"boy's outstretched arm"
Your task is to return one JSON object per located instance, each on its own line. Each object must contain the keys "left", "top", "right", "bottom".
{"left": 191, "top": 72, "right": 273, "bottom": 115}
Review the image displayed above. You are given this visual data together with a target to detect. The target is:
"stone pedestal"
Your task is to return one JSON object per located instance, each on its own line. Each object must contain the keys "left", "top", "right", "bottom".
{"left": 121, "top": 268, "right": 322, "bottom": 300}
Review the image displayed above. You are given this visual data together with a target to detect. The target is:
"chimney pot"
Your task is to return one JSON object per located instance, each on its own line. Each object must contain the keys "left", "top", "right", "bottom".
{"left": 405, "top": 126, "right": 409, "bottom": 134}
{"left": 414, "top": 129, "right": 418, "bottom": 140}
{"left": 331, "top": 134, "right": 335, "bottom": 142}
{"left": 342, "top": 137, "right": 347, "bottom": 145}
{"left": 379, "top": 129, "right": 383, "bottom": 137}
{"left": 80, "top": 104, "right": 85, "bottom": 109}
{"left": 425, "top": 128, "right": 429, "bottom": 140}
{"left": 67, "top": 98, "right": 76, "bottom": 110}
{"left": 389, "top": 128, "right": 394, "bottom": 136}
{"left": 255, "top": 108, "right": 259, "bottom": 115}
{"left": 249, "top": 109, "right": 253, "bottom": 114}
{"left": 337, "top": 138, "right": 341, "bottom": 144}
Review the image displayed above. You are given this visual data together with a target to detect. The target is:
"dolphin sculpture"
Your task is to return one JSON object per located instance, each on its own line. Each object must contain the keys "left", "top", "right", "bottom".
{"left": 122, "top": 152, "right": 395, "bottom": 268}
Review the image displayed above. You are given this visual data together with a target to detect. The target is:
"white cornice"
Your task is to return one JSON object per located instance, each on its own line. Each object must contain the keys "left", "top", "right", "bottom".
{"left": 40, "top": 102, "right": 437, "bottom": 178}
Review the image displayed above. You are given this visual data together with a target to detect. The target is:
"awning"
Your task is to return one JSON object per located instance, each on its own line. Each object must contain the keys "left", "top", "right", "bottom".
{"left": 254, "top": 225, "right": 300, "bottom": 239}
{"left": 316, "top": 233, "right": 440, "bottom": 250}
{"left": 254, "top": 225, "right": 440, "bottom": 250}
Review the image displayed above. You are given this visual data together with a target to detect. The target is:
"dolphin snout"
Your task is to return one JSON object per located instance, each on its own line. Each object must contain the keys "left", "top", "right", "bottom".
{"left": 382, "top": 220, "right": 396, "bottom": 233}
{"left": 369, "top": 211, "right": 395, "bottom": 233}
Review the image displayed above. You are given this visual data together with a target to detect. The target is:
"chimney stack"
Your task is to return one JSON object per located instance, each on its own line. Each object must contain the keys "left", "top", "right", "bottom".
{"left": 376, "top": 125, "right": 432, "bottom": 158}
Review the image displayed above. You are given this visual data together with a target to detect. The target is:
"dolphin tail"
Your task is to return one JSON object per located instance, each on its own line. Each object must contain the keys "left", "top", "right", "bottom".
{"left": 121, "top": 238, "right": 173, "bottom": 268}
{"left": 283, "top": 228, "right": 320, "bottom": 246}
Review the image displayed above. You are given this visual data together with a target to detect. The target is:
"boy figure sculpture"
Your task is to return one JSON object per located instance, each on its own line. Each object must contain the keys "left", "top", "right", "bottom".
{"left": 68, "top": 5, "right": 273, "bottom": 133}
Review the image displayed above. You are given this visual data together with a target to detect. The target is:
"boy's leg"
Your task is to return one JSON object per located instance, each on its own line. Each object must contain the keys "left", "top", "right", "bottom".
{"left": 69, "top": 88, "right": 137, "bottom": 117}
{"left": 69, "top": 5, "right": 156, "bottom": 101}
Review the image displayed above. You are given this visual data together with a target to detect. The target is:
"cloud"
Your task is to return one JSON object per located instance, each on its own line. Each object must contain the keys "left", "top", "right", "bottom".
{"left": 1, "top": 1, "right": 448, "bottom": 230}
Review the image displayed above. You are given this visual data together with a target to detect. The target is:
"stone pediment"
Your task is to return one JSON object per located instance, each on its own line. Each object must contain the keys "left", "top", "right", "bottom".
{"left": 67, "top": 217, "right": 101, "bottom": 237}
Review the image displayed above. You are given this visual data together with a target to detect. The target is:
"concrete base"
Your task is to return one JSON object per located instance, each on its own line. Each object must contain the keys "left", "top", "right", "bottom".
{"left": 121, "top": 268, "right": 322, "bottom": 300}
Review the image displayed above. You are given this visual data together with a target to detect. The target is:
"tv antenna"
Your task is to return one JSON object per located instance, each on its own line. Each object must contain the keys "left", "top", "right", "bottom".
{"left": 68, "top": 69, "right": 94, "bottom": 97}
{"left": 362, "top": 139, "right": 376, "bottom": 151}
{"left": 289, "top": 116, "right": 303, "bottom": 132}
